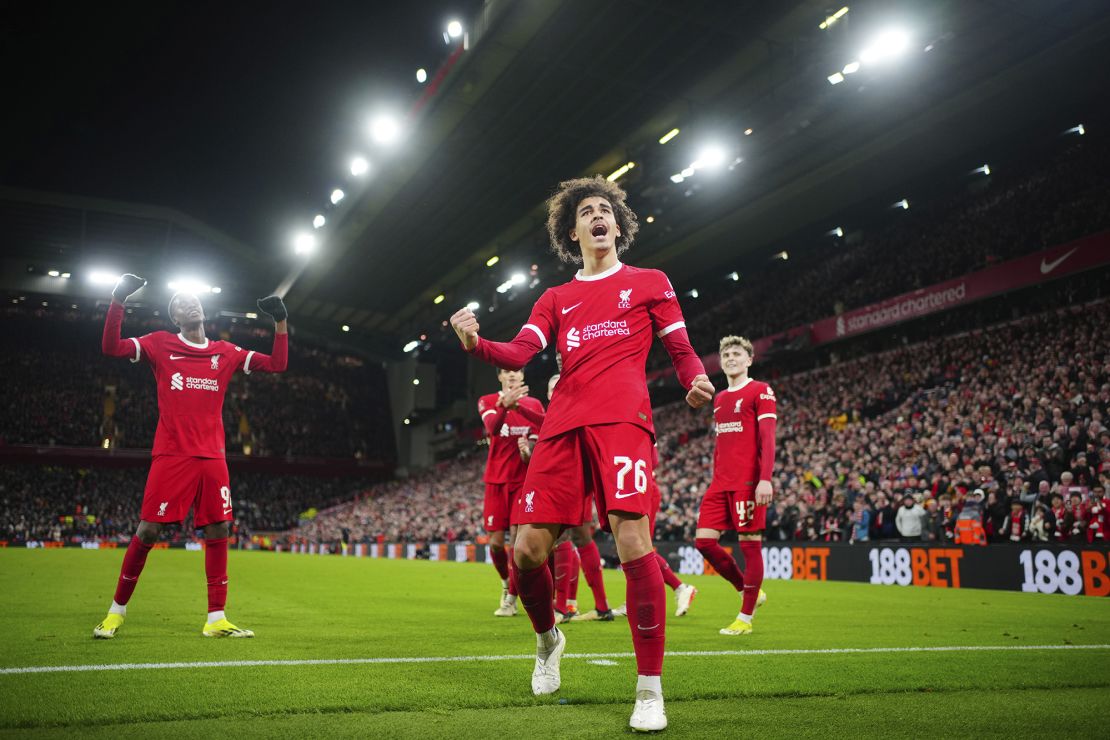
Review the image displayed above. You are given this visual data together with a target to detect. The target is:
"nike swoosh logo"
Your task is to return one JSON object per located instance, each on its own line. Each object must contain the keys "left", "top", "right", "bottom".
{"left": 637, "top": 623, "right": 659, "bottom": 631}
{"left": 561, "top": 302, "right": 583, "bottom": 315}
{"left": 1040, "top": 248, "right": 1077, "bottom": 274}
{"left": 614, "top": 491, "right": 640, "bottom": 499}
{"left": 169, "top": 354, "right": 185, "bottom": 360}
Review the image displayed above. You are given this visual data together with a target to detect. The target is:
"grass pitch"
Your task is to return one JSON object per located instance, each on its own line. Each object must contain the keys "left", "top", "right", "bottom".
{"left": 0, "top": 549, "right": 1107, "bottom": 738}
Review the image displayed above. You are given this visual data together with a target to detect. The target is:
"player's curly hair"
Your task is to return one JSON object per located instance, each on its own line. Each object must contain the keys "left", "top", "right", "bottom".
{"left": 719, "top": 335, "right": 754, "bottom": 357}
{"left": 545, "top": 175, "right": 639, "bottom": 264}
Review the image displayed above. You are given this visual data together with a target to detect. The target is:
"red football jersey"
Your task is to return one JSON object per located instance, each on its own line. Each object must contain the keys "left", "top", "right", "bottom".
{"left": 478, "top": 393, "right": 544, "bottom": 483}
{"left": 707, "top": 378, "right": 777, "bottom": 492}
{"left": 517, "top": 262, "right": 689, "bottom": 439}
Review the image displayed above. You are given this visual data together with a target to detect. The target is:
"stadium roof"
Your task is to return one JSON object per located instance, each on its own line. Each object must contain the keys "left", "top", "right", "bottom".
{"left": 4, "top": 0, "right": 1109, "bottom": 351}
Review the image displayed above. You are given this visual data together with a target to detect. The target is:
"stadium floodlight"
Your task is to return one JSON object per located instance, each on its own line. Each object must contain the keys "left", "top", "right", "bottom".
{"left": 349, "top": 156, "right": 369, "bottom": 176}
{"left": 693, "top": 145, "right": 727, "bottom": 170}
{"left": 646, "top": 215, "right": 655, "bottom": 224}
{"left": 774, "top": 251, "right": 789, "bottom": 261}
{"left": 168, "top": 278, "right": 214, "bottom": 294}
{"left": 313, "top": 214, "right": 326, "bottom": 229}
{"left": 369, "top": 114, "right": 401, "bottom": 146}
{"left": 827, "top": 72, "right": 845, "bottom": 85}
{"left": 466, "top": 301, "right": 479, "bottom": 311}
{"left": 403, "top": 418, "right": 411, "bottom": 425}
{"left": 246, "top": 312, "right": 258, "bottom": 319}
{"left": 658, "top": 128, "right": 680, "bottom": 145}
{"left": 48, "top": 270, "right": 60, "bottom": 277}
{"left": 88, "top": 270, "right": 120, "bottom": 286}
{"left": 971, "top": 164, "right": 991, "bottom": 176}
{"left": 894, "top": 198, "right": 910, "bottom": 210}
{"left": 670, "top": 173, "right": 685, "bottom": 184}
{"left": 416, "top": 68, "right": 428, "bottom": 83}
{"left": 680, "top": 166, "right": 695, "bottom": 178}
{"left": 859, "top": 29, "right": 911, "bottom": 65}
{"left": 412, "top": 378, "right": 420, "bottom": 385}
{"left": 606, "top": 161, "right": 635, "bottom": 182}
{"left": 433, "top": 294, "right": 445, "bottom": 305}
{"left": 510, "top": 273, "right": 526, "bottom": 286}
{"left": 842, "top": 60, "right": 861, "bottom": 74}
{"left": 61, "top": 272, "right": 71, "bottom": 279}
{"left": 819, "top": 6, "right": 849, "bottom": 30}
{"left": 486, "top": 255, "right": 500, "bottom": 267}
{"left": 729, "top": 271, "right": 740, "bottom": 281}
{"left": 330, "top": 188, "right": 345, "bottom": 204}
{"left": 827, "top": 226, "right": 844, "bottom": 237}
{"left": 293, "top": 233, "right": 317, "bottom": 255}
{"left": 403, "top": 340, "right": 420, "bottom": 352}
{"left": 689, "top": 289, "right": 699, "bottom": 299}
{"left": 341, "top": 325, "right": 350, "bottom": 332}
{"left": 744, "top": 128, "right": 753, "bottom": 136}
{"left": 211, "top": 287, "right": 222, "bottom": 294}
{"left": 447, "top": 20, "right": 463, "bottom": 38}
{"left": 1065, "top": 124, "right": 1085, "bottom": 136}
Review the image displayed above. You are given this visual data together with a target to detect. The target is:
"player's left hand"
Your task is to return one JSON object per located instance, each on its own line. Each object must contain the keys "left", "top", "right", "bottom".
{"left": 685, "top": 374, "right": 714, "bottom": 409}
{"left": 755, "top": 480, "right": 773, "bottom": 506}
{"left": 257, "top": 295, "right": 288, "bottom": 322}
{"left": 517, "top": 436, "right": 531, "bottom": 460}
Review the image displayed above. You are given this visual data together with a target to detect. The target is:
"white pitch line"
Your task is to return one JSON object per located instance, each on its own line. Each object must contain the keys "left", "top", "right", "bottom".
{"left": 1, "top": 644, "right": 1107, "bottom": 676}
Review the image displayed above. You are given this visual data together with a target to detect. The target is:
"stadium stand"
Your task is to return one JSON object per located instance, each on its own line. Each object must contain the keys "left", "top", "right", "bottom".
{"left": 0, "top": 306, "right": 394, "bottom": 459}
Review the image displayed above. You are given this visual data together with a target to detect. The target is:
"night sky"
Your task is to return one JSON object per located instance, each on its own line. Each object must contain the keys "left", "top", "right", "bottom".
{"left": 2, "top": 1, "right": 483, "bottom": 250}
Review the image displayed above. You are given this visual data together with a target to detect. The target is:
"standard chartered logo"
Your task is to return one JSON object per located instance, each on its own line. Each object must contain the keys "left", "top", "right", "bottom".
{"left": 565, "top": 321, "right": 629, "bottom": 351}
{"left": 170, "top": 372, "right": 218, "bottom": 392}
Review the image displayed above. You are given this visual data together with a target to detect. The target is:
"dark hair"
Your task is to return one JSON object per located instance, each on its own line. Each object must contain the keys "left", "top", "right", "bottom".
{"left": 545, "top": 175, "right": 638, "bottom": 264}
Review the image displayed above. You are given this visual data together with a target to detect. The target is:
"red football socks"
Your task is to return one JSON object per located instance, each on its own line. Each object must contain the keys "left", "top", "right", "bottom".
{"left": 554, "top": 541, "right": 575, "bottom": 611}
{"left": 654, "top": 551, "right": 682, "bottom": 590}
{"left": 739, "top": 541, "right": 764, "bottom": 616}
{"left": 567, "top": 545, "right": 581, "bottom": 603}
{"left": 506, "top": 545, "right": 518, "bottom": 596}
{"left": 204, "top": 537, "right": 229, "bottom": 613}
{"left": 112, "top": 536, "right": 153, "bottom": 606}
{"left": 577, "top": 540, "right": 609, "bottom": 612}
{"left": 490, "top": 545, "right": 510, "bottom": 581}
{"left": 622, "top": 552, "right": 666, "bottom": 676}
{"left": 695, "top": 538, "right": 745, "bottom": 592}
{"left": 516, "top": 561, "right": 556, "bottom": 634}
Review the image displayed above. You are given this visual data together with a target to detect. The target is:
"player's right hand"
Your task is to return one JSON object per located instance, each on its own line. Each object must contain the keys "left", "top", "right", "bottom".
{"left": 685, "top": 374, "right": 714, "bottom": 409}
{"left": 112, "top": 274, "right": 147, "bottom": 303}
{"left": 450, "top": 307, "right": 480, "bottom": 351}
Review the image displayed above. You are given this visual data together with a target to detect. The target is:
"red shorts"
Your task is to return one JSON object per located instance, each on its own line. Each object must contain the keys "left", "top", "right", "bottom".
{"left": 142, "top": 455, "right": 232, "bottom": 528}
{"left": 483, "top": 481, "right": 520, "bottom": 532}
{"left": 697, "top": 484, "right": 766, "bottom": 533}
{"left": 518, "top": 423, "right": 655, "bottom": 531}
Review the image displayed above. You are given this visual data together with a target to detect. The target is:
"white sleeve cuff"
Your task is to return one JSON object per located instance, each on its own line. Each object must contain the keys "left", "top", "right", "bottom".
{"left": 129, "top": 337, "right": 141, "bottom": 363}
{"left": 481, "top": 409, "right": 498, "bottom": 418}
{"left": 656, "top": 321, "right": 685, "bottom": 338}
{"left": 244, "top": 350, "right": 256, "bottom": 374}
{"left": 523, "top": 323, "right": 548, "bottom": 349}
{"left": 757, "top": 413, "right": 777, "bottom": 421}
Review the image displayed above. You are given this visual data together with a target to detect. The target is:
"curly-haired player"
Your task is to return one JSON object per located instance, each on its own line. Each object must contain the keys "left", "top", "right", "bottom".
{"left": 451, "top": 176, "right": 713, "bottom": 731}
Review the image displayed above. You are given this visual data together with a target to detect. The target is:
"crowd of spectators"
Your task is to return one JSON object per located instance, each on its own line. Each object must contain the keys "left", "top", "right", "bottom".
{"left": 665, "top": 136, "right": 1110, "bottom": 366}
{"left": 0, "top": 464, "right": 376, "bottom": 544}
{"left": 651, "top": 299, "right": 1109, "bottom": 544}
{"left": 0, "top": 307, "right": 393, "bottom": 460}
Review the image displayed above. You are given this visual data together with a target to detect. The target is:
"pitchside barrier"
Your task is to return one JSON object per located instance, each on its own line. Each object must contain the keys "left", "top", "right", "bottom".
{"left": 7, "top": 539, "right": 1108, "bottom": 596}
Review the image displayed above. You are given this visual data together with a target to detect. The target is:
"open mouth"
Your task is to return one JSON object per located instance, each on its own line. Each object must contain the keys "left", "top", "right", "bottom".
{"left": 591, "top": 223, "right": 608, "bottom": 238}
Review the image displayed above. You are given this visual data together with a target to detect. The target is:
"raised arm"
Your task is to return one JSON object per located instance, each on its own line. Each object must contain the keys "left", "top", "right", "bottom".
{"left": 247, "top": 295, "right": 289, "bottom": 373}
{"left": 101, "top": 274, "right": 147, "bottom": 359}
{"left": 451, "top": 307, "right": 545, "bottom": 370}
